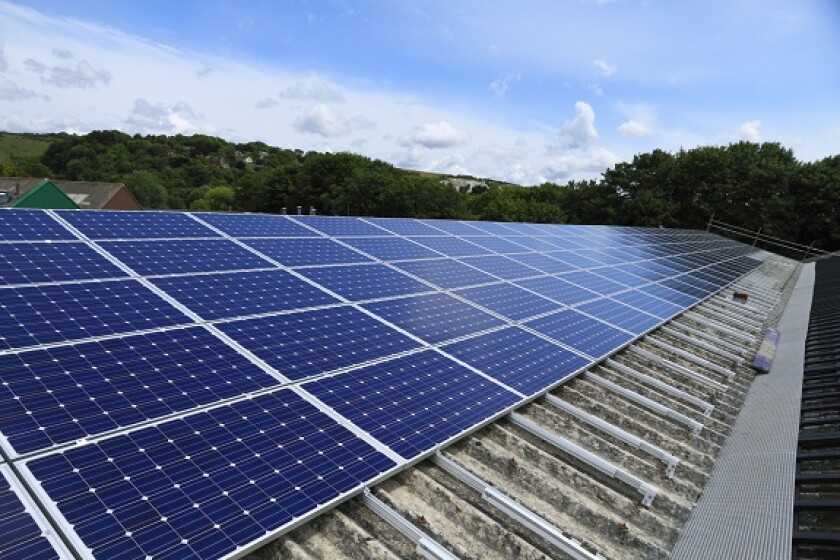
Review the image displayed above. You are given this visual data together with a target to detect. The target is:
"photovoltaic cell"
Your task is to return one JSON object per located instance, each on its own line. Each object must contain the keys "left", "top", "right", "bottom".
{"left": 559, "top": 270, "right": 627, "bottom": 296}
{"left": 516, "top": 276, "right": 600, "bottom": 306}
{"left": 661, "top": 277, "right": 715, "bottom": 299}
{"left": 60, "top": 211, "right": 217, "bottom": 239}
{"left": 0, "top": 280, "right": 190, "bottom": 351}
{"left": 463, "top": 221, "right": 520, "bottom": 236}
{"left": 588, "top": 267, "right": 649, "bottom": 288}
{"left": 0, "top": 327, "right": 278, "bottom": 455}
{"left": 418, "top": 219, "right": 484, "bottom": 236}
{"left": 392, "top": 258, "right": 498, "bottom": 289}
{"left": 150, "top": 270, "right": 338, "bottom": 320}
{"left": 616, "top": 262, "right": 670, "bottom": 281}
{"left": 196, "top": 213, "right": 317, "bottom": 238}
{"left": 363, "top": 293, "right": 505, "bottom": 344}
{"left": 304, "top": 351, "right": 520, "bottom": 459}
{"left": 548, "top": 251, "right": 605, "bottom": 270}
{"left": 506, "top": 236, "right": 558, "bottom": 251}
{"left": 576, "top": 298, "right": 661, "bottom": 335}
{"left": 456, "top": 283, "right": 560, "bottom": 321}
{"left": 460, "top": 236, "right": 531, "bottom": 254}
{"left": 298, "top": 264, "right": 431, "bottom": 301}
{"left": 640, "top": 283, "right": 698, "bottom": 307}
{"left": 610, "top": 290, "right": 683, "bottom": 320}
{"left": 408, "top": 236, "right": 492, "bottom": 257}
{"left": 242, "top": 238, "right": 372, "bottom": 267}
{"left": 0, "top": 210, "right": 74, "bottom": 241}
{"left": 444, "top": 327, "right": 590, "bottom": 396}
{"left": 24, "top": 389, "right": 395, "bottom": 560}
{"left": 218, "top": 306, "right": 420, "bottom": 381}
{"left": 0, "top": 466, "right": 61, "bottom": 560}
{"left": 340, "top": 237, "right": 439, "bottom": 261}
{"left": 0, "top": 242, "right": 127, "bottom": 285}
{"left": 456, "top": 255, "right": 541, "bottom": 280}
{"left": 525, "top": 309, "right": 634, "bottom": 358}
{"left": 363, "top": 218, "right": 443, "bottom": 236}
{"left": 508, "top": 252, "right": 577, "bottom": 274}
{"left": 292, "top": 216, "right": 388, "bottom": 237}
{"left": 100, "top": 240, "right": 272, "bottom": 276}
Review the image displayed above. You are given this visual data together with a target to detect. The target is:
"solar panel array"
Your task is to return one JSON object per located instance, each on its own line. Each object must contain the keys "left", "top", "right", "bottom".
{"left": 0, "top": 209, "right": 762, "bottom": 560}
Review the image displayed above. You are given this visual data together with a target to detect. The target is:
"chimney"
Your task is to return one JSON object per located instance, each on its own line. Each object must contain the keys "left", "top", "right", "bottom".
{"left": 309, "top": 206, "right": 316, "bottom": 216}
{"left": 296, "top": 205, "right": 302, "bottom": 215}
{"left": 280, "top": 207, "right": 287, "bottom": 215}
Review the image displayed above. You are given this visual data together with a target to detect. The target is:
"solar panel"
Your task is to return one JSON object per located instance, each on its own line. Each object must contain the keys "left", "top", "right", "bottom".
{"left": 0, "top": 327, "right": 279, "bottom": 455}
{"left": 443, "top": 327, "right": 590, "bottom": 396}
{"left": 392, "top": 258, "right": 498, "bottom": 289}
{"left": 218, "top": 306, "right": 420, "bottom": 381}
{"left": 60, "top": 210, "right": 217, "bottom": 239}
{"left": 0, "top": 280, "right": 190, "bottom": 351}
{"left": 456, "top": 282, "right": 561, "bottom": 321}
{"left": 525, "top": 309, "right": 634, "bottom": 358}
{"left": 0, "top": 242, "right": 127, "bottom": 285}
{"left": 242, "top": 238, "right": 372, "bottom": 267}
{"left": 22, "top": 389, "right": 395, "bottom": 560}
{"left": 197, "top": 213, "right": 317, "bottom": 238}
{"left": 303, "top": 351, "right": 520, "bottom": 459}
{"left": 298, "top": 264, "right": 431, "bottom": 301}
{"left": 0, "top": 466, "right": 65, "bottom": 560}
{"left": 150, "top": 270, "right": 338, "bottom": 320}
{"left": 0, "top": 209, "right": 75, "bottom": 241}
{"left": 363, "top": 293, "right": 505, "bottom": 343}
{"left": 100, "top": 240, "right": 273, "bottom": 275}
{"left": 0, "top": 209, "right": 765, "bottom": 560}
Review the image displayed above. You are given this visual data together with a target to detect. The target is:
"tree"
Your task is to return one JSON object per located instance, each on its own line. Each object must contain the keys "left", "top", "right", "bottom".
{"left": 190, "top": 185, "right": 235, "bottom": 211}
{"left": 125, "top": 170, "right": 167, "bottom": 209}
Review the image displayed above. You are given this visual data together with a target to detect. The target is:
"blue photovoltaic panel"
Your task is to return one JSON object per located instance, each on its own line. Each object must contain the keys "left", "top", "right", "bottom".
{"left": 298, "top": 264, "right": 430, "bottom": 301}
{"left": 506, "top": 236, "right": 558, "bottom": 251}
{"left": 460, "top": 236, "right": 531, "bottom": 254}
{"left": 340, "top": 237, "right": 439, "bottom": 261}
{"left": 444, "top": 327, "right": 590, "bottom": 396}
{"left": 548, "top": 251, "right": 605, "bottom": 270}
{"left": 662, "top": 277, "right": 715, "bottom": 299}
{"left": 0, "top": 280, "right": 190, "bottom": 351}
{"left": 576, "top": 298, "right": 661, "bottom": 335}
{"left": 543, "top": 236, "right": 587, "bottom": 250}
{"left": 559, "top": 270, "right": 627, "bottom": 296}
{"left": 464, "top": 221, "right": 520, "bottom": 236}
{"left": 363, "top": 293, "right": 505, "bottom": 344}
{"left": 196, "top": 213, "right": 317, "bottom": 238}
{"left": 408, "top": 236, "right": 492, "bottom": 257}
{"left": 293, "top": 216, "right": 388, "bottom": 236}
{"left": 456, "top": 255, "right": 541, "bottom": 280}
{"left": 508, "top": 252, "right": 577, "bottom": 274}
{"left": 0, "top": 327, "right": 278, "bottom": 455}
{"left": 100, "top": 240, "right": 272, "bottom": 276}
{"left": 588, "top": 267, "right": 650, "bottom": 288}
{"left": 640, "top": 283, "right": 698, "bottom": 307}
{"left": 636, "top": 260, "right": 681, "bottom": 278}
{"left": 392, "top": 258, "right": 498, "bottom": 289}
{"left": 0, "top": 242, "right": 127, "bottom": 285}
{"left": 0, "top": 467, "right": 61, "bottom": 560}
{"left": 616, "top": 262, "right": 670, "bottom": 281}
{"left": 219, "top": 306, "right": 420, "bottom": 381}
{"left": 24, "top": 389, "right": 395, "bottom": 560}
{"left": 150, "top": 270, "right": 338, "bottom": 320}
{"left": 610, "top": 290, "right": 684, "bottom": 320}
{"left": 456, "top": 283, "right": 560, "bottom": 321}
{"left": 575, "top": 249, "right": 627, "bottom": 266}
{"left": 60, "top": 211, "right": 217, "bottom": 239}
{"left": 525, "top": 309, "right": 634, "bottom": 359}
{"left": 516, "top": 276, "right": 600, "bottom": 306}
{"left": 418, "top": 219, "right": 484, "bottom": 236}
{"left": 0, "top": 210, "right": 74, "bottom": 241}
{"left": 497, "top": 223, "right": 546, "bottom": 236}
{"left": 242, "top": 238, "right": 372, "bottom": 267}
{"left": 363, "top": 218, "right": 443, "bottom": 236}
{"left": 304, "top": 351, "right": 520, "bottom": 459}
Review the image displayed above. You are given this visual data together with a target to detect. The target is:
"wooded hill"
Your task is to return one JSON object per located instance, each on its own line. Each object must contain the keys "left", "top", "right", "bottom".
{"left": 1, "top": 130, "right": 838, "bottom": 252}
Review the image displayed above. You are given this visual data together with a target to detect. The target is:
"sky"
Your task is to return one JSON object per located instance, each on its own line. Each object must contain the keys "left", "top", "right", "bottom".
{"left": 0, "top": 0, "right": 838, "bottom": 184}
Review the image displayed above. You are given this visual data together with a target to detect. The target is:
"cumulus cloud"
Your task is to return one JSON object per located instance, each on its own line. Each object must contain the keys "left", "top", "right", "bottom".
{"left": 279, "top": 78, "right": 345, "bottom": 103}
{"left": 737, "top": 120, "right": 762, "bottom": 142}
{"left": 543, "top": 147, "right": 619, "bottom": 181}
{"left": 125, "top": 98, "right": 210, "bottom": 134}
{"left": 254, "top": 97, "right": 279, "bottom": 109}
{"left": 293, "top": 104, "right": 373, "bottom": 137}
{"left": 557, "top": 101, "right": 599, "bottom": 148}
{"left": 593, "top": 59, "right": 616, "bottom": 77}
{"left": 52, "top": 48, "right": 74, "bottom": 59}
{"left": 427, "top": 153, "right": 470, "bottom": 175}
{"left": 407, "top": 120, "right": 471, "bottom": 148}
{"left": 618, "top": 120, "right": 651, "bottom": 137}
{"left": 0, "top": 46, "right": 7, "bottom": 72}
{"left": 489, "top": 72, "right": 521, "bottom": 97}
{"left": 25, "top": 56, "right": 111, "bottom": 88}
{"left": 0, "top": 76, "right": 37, "bottom": 100}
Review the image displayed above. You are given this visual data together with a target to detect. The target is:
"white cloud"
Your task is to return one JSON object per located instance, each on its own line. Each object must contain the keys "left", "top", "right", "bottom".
{"left": 407, "top": 120, "right": 471, "bottom": 149}
{"left": 293, "top": 104, "right": 374, "bottom": 137}
{"left": 593, "top": 59, "right": 616, "bottom": 77}
{"left": 618, "top": 120, "right": 651, "bottom": 137}
{"left": 52, "top": 48, "right": 73, "bottom": 59}
{"left": 0, "top": 45, "right": 8, "bottom": 72}
{"left": 125, "top": 98, "right": 211, "bottom": 135}
{"left": 489, "top": 72, "right": 521, "bottom": 97}
{"left": 279, "top": 78, "right": 345, "bottom": 103}
{"left": 543, "top": 147, "right": 619, "bottom": 181}
{"left": 0, "top": 76, "right": 37, "bottom": 100}
{"left": 557, "top": 101, "right": 599, "bottom": 148}
{"left": 737, "top": 120, "right": 762, "bottom": 142}
{"left": 254, "top": 97, "right": 278, "bottom": 109}
{"left": 196, "top": 67, "right": 213, "bottom": 78}
{"left": 25, "top": 56, "right": 111, "bottom": 88}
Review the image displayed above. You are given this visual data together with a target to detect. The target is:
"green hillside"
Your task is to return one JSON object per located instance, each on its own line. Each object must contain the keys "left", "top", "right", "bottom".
{"left": 0, "top": 132, "right": 54, "bottom": 166}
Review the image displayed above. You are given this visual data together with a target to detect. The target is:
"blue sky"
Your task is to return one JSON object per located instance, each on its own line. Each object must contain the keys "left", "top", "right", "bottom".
{"left": 1, "top": 0, "right": 838, "bottom": 183}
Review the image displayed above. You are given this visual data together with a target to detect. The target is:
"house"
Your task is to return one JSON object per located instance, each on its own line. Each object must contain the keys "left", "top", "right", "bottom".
{"left": 0, "top": 178, "right": 142, "bottom": 210}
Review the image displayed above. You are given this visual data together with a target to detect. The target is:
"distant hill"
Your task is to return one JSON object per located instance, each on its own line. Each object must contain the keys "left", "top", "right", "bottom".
{"left": 0, "top": 132, "right": 55, "bottom": 167}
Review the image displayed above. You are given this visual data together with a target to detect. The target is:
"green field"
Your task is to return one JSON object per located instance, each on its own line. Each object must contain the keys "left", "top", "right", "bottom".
{"left": 0, "top": 132, "right": 53, "bottom": 165}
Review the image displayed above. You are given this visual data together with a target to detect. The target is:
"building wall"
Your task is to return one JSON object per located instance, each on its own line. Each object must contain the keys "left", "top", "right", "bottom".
{"left": 101, "top": 187, "right": 142, "bottom": 210}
